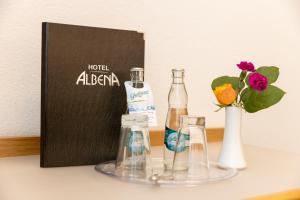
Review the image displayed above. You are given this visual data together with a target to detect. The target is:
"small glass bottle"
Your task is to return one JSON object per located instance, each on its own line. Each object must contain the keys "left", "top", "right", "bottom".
{"left": 125, "top": 67, "right": 157, "bottom": 127}
{"left": 125, "top": 67, "right": 144, "bottom": 114}
{"left": 163, "top": 68, "right": 188, "bottom": 170}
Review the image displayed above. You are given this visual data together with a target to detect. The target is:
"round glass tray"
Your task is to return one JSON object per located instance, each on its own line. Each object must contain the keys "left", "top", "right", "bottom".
{"left": 95, "top": 158, "right": 238, "bottom": 186}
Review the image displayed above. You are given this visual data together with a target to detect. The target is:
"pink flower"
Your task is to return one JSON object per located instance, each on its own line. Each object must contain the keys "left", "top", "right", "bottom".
{"left": 237, "top": 61, "right": 255, "bottom": 72}
{"left": 248, "top": 72, "right": 268, "bottom": 91}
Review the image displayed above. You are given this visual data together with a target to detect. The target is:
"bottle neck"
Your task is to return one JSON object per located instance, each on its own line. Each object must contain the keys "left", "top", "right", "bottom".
{"left": 131, "top": 73, "right": 144, "bottom": 82}
{"left": 172, "top": 69, "right": 184, "bottom": 84}
{"left": 130, "top": 70, "right": 144, "bottom": 88}
{"left": 172, "top": 77, "right": 184, "bottom": 84}
{"left": 168, "top": 81, "right": 188, "bottom": 108}
{"left": 168, "top": 69, "right": 187, "bottom": 108}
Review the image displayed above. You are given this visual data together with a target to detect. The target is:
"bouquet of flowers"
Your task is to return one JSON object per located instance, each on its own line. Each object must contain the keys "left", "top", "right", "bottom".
{"left": 211, "top": 61, "right": 285, "bottom": 113}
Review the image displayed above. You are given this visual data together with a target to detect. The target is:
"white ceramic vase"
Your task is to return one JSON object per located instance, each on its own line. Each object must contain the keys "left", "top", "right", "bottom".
{"left": 218, "top": 106, "right": 246, "bottom": 170}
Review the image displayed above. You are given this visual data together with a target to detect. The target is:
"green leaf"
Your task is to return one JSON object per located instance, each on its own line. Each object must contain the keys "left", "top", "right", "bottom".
{"left": 214, "top": 104, "right": 225, "bottom": 112}
{"left": 245, "top": 66, "right": 279, "bottom": 87}
{"left": 215, "top": 103, "right": 227, "bottom": 108}
{"left": 256, "top": 66, "right": 279, "bottom": 84}
{"left": 241, "top": 88, "right": 251, "bottom": 101}
{"left": 245, "top": 74, "right": 250, "bottom": 86}
{"left": 238, "top": 81, "right": 245, "bottom": 92}
{"left": 211, "top": 76, "right": 240, "bottom": 90}
{"left": 239, "top": 71, "right": 247, "bottom": 81}
{"left": 241, "top": 85, "right": 285, "bottom": 113}
{"left": 240, "top": 88, "right": 257, "bottom": 111}
{"left": 241, "top": 88, "right": 263, "bottom": 112}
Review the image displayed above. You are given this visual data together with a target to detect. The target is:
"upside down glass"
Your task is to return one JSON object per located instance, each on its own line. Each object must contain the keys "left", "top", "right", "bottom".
{"left": 172, "top": 116, "right": 209, "bottom": 179}
{"left": 115, "top": 114, "right": 152, "bottom": 178}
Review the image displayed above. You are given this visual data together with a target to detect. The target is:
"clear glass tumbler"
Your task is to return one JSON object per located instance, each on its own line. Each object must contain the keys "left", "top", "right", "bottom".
{"left": 115, "top": 114, "right": 151, "bottom": 178}
{"left": 172, "top": 115, "right": 209, "bottom": 179}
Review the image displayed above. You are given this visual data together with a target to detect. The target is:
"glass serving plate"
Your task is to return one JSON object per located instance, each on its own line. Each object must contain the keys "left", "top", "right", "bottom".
{"left": 95, "top": 158, "right": 238, "bottom": 187}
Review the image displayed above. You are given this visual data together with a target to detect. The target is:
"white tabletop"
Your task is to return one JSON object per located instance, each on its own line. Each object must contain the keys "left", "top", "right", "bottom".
{"left": 1, "top": 143, "right": 300, "bottom": 200}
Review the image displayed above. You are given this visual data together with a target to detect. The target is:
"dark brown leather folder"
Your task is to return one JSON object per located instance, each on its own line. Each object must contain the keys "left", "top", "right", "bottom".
{"left": 41, "top": 22, "right": 144, "bottom": 167}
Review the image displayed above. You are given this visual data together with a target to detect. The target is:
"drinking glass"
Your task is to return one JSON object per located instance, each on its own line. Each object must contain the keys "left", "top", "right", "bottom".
{"left": 172, "top": 115, "right": 209, "bottom": 179}
{"left": 115, "top": 114, "right": 151, "bottom": 178}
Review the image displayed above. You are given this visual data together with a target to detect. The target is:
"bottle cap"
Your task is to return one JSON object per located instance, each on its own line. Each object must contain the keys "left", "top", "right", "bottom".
{"left": 130, "top": 67, "right": 144, "bottom": 72}
{"left": 172, "top": 68, "right": 184, "bottom": 72}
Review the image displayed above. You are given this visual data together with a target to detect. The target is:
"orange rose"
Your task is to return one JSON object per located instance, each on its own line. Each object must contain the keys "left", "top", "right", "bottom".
{"left": 213, "top": 84, "right": 237, "bottom": 105}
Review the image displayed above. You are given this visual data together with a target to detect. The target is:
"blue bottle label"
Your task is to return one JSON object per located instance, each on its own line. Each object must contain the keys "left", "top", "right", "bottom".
{"left": 127, "top": 131, "right": 145, "bottom": 154}
{"left": 164, "top": 127, "right": 189, "bottom": 152}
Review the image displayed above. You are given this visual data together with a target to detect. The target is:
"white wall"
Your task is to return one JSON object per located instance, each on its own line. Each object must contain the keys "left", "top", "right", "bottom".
{"left": 1, "top": 0, "right": 299, "bottom": 153}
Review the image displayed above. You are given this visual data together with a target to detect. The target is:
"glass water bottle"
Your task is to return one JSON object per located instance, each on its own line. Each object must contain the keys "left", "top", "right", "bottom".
{"left": 125, "top": 67, "right": 144, "bottom": 114}
{"left": 163, "top": 68, "right": 188, "bottom": 170}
